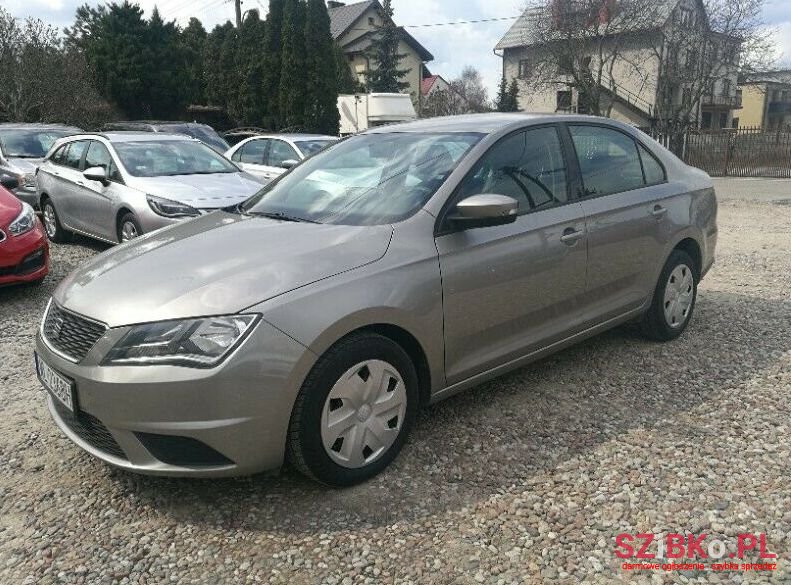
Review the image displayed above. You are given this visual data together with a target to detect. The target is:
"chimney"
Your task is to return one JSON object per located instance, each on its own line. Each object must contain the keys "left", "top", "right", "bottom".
{"left": 328, "top": 1, "right": 345, "bottom": 8}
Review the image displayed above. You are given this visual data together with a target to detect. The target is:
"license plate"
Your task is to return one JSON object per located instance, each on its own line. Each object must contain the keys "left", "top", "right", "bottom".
{"left": 35, "top": 353, "right": 75, "bottom": 412}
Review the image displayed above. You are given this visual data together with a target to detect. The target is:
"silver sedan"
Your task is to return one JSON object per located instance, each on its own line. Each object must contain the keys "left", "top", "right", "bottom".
{"left": 36, "top": 132, "right": 264, "bottom": 244}
{"left": 35, "top": 114, "right": 717, "bottom": 486}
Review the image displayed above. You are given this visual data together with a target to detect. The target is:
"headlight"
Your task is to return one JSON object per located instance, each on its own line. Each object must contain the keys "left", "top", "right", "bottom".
{"left": 146, "top": 195, "right": 200, "bottom": 218}
{"left": 23, "top": 173, "right": 36, "bottom": 188}
{"left": 102, "top": 314, "right": 259, "bottom": 367}
{"left": 8, "top": 202, "right": 36, "bottom": 236}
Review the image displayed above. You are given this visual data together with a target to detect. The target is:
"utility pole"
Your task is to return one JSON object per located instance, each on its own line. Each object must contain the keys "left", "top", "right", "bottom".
{"left": 235, "top": 0, "right": 242, "bottom": 27}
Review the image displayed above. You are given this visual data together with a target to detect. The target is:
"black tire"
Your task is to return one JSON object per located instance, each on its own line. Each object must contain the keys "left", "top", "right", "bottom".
{"left": 287, "top": 332, "right": 419, "bottom": 487}
{"left": 640, "top": 249, "right": 698, "bottom": 341}
{"left": 41, "top": 198, "right": 71, "bottom": 243}
{"left": 117, "top": 212, "right": 142, "bottom": 243}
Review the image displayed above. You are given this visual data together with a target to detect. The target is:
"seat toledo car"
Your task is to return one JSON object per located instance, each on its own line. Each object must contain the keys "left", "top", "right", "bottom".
{"left": 36, "top": 133, "right": 263, "bottom": 244}
{"left": 35, "top": 114, "right": 717, "bottom": 486}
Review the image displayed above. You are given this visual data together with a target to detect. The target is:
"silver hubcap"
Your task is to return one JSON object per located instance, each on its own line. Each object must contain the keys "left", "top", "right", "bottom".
{"left": 321, "top": 360, "right": 407, "bottom": 469}
{"left": 120, "top": 221, "right": 138, "bottom": 242}
{"left": 43, "top": 205, "right": 57, "bottom": 238}
{"left": 663, "top": 264, "right": 694, "bottom": 328}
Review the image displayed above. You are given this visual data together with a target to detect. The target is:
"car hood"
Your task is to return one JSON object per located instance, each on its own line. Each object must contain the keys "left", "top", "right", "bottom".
{"left": 133, "top": 172, "right": 264, "bottom": 209}
{"left": 54, "top": 212, "right": 393, "bottom": 327}
{"left": 6, "top": 157, "right": 44, "bottom": 174}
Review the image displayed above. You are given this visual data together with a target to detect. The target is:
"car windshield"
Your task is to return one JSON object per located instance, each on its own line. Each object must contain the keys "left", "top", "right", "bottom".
{"left": 241, "top": 132, "right": 483, "bottom": 226}
{"left": 159, "top": 124, "right": 230, "bottom": 153}
{"left": 295, "top": 140, "right": 336, "bottom": 157}
{"left": 0, "top": 129, "right": 76, "bottom": 158}
{"left": 114, "top": 140, "right": 238, "bottom": 177}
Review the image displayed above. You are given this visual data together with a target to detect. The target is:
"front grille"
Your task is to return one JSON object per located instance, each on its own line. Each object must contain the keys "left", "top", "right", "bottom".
{"left": 53, "top": 400, "right": 127, "bottom": 460}
{"left": 42, "top": 303, "right": 107, "bottom": 362}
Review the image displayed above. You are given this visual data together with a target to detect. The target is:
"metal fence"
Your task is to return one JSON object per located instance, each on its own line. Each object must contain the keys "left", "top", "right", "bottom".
{"left": 650, "top": 126, "right": 791, "bottom": 178}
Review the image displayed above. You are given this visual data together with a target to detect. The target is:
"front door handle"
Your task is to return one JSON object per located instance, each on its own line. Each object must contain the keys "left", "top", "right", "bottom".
{"left": 651, "top": 205, "right": 668, "bottom": 218}
{"left": 560, "top": 228, "right": 585, "bottom": 245}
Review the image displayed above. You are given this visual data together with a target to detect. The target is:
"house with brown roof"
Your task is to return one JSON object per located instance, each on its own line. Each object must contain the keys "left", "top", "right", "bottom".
{"left": 328, "top": 1, "right": 434, "bottom": 111}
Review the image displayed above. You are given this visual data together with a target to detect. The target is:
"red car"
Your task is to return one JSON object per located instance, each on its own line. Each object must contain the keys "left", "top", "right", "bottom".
{"left": 0, "top": 174, "right": 49, "bottom": 286}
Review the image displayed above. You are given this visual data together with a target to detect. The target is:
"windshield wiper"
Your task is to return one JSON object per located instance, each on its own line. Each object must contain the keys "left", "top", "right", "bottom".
{"left": 8, "top": 154, "right": 40, "bottom": 159}
{"left": 245, "top": 211, "right": 320, "bottom": 224}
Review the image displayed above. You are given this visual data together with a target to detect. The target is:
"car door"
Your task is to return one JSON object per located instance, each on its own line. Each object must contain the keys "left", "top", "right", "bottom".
{"left": 264, "top": 139, "right": 300, "bottom": 178}
{"left": 55, "top": 140, "right": 90, "bottom": 231}
{"left": 231, "top": 139, "right": 271, "bottom": 181}
{"left": 565, "top": 123, "right": 674, "bottom": 325}
{"left": 74, "top": 140, "right": 121, "bottom": 241}
{"left": 436, "top": 125, "right": 589, "bottom": 384}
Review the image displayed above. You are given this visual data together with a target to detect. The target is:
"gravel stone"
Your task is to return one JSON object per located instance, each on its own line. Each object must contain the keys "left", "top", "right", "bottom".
{"left": 1, "top": 198, "right": 790, "bottom": 583}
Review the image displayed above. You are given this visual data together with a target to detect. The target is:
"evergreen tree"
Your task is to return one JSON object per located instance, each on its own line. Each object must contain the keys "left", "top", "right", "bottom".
{"left": 304, "top": 0, "right": 339, "bottom": 134}
{"left": 335, "top": 44, "right": 359, "bottom": 94}
{"left": 506, "top": 78, "right": 520, "bottom": 112}
{"left": 263, "top": 0, "right": 285, "bottom": 128}
{"left": 182, "top": 18, "right": 207, "bottom": 106}
{"left": 495, "top": 76, "right": 508, "bottom": 112}
{"left": 237, "top": 10, "right": 268, "bottom": 124}
{"left": 203, "top": 23, "right": 232, "bottom": 107}
{"left": 218, "top": 23, "right": 241, "bottom": 121}
{"left": 365, "top": 0, "right": 410, "bottom": 93}
{"left": 144, "top": 7, "right": 189, "bottom": 118}
{"left": 279, "top": 0, "right": 306, "bottom": 129}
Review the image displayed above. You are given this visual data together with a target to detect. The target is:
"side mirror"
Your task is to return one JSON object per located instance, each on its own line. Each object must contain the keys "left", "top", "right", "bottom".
{"left": 0, "top": 173, "right": 19, "bottom": 190}
{"left": 83, "top": 166, "right": 108, "bottom": 184}
{"left": 449, "top": 194, "right": 519, "bottom": 229}
{"left": 279, "top": 159, "right": 299, "bottom": 169}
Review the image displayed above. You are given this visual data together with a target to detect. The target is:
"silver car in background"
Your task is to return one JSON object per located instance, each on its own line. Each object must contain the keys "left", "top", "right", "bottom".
{"left": 0, "top": 123, "right": 81, "bottom": 208}
{"left": 35, "top": 114, "right": 717, "bottom": 486}
{"left": 226, "top": 133, "right": 339, "bottom": 182}
{"left": 36, "top": 132, "right": 264, "bottom": 244}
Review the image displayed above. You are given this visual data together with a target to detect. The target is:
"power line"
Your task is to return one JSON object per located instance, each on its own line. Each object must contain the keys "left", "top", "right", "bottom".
{"left": 403, "top": 15, "right": 520, "bottom": 28}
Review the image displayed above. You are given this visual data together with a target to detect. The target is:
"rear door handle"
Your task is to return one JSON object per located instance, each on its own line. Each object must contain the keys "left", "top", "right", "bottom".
{"left": 560, "top": 228, "right": 585, "bottom": 245}
{"left": 651, "top": 205, "right": 668, "bottom": 218}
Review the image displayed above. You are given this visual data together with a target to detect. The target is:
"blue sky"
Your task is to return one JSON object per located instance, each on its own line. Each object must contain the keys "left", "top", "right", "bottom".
{"left": 5, "top": 0, "right": 791, "bottom": 99}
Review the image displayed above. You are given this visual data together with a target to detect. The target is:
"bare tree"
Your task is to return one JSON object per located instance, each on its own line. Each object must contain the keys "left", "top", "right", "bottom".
{"left": 450, "top": 66, "right": 491, "bottom": 113}
{"left": 0, "top": 9, "right": 112, "bottom": 127}
{"left": 515, "top": 0, "right": 775, "bottom": 146}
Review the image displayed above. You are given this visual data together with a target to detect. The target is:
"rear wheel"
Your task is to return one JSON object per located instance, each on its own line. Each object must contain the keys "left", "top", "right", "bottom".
{"left": 41, "top": 199, "right": 71, "bottom": 243}
{"left": 641, "top": 249, "right": 698, "bottom": 341}
{"left": 118, "top": 212, "right": 142, "bottom": 243}
{"left": 287, "top": 332, "right": 418, "bottom": 486}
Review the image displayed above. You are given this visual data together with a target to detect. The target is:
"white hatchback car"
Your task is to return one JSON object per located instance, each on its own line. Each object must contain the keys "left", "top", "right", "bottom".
{"left": 225, "top": 134, "right": 338, "bottom": 182}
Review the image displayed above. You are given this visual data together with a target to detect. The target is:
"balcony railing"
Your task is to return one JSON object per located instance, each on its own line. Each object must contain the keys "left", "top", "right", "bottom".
{"left": 702, "top": 94, "right": 742, "bottom": 108}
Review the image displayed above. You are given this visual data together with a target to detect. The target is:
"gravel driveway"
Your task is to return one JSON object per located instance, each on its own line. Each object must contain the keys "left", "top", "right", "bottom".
{"left": 1, "top": 197, "right": 789, "bottom": 584}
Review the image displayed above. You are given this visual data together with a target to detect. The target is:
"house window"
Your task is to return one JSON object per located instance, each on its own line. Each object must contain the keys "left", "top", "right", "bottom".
{"left": 518, "top": 59, "right": 532, "bottom": 79}
{"left": 368, "top": 16, "right": 375, "bottom": 25}
{"left": 557, "top": 55, "right": 574, "bottom": 75}
{"left": 556, "top": 90, "right": 572, "bottom": 110}
{"left": 702, "top": 112, "right": 713, "bottom": 129}
{"left": 685, "top": 50, "right": 697, "bottom": 71}
{"left": 719, "top": 112, "right": 728, "bottom": 129}
{"left": 732, "top": 117, "right": 740, "bottom": 129}
{"left": 721, "top": 79, "right": 731, "bottom": 97}
{"left": 682, "top": 88, "right": 691, "bottom": 106}
{"left": 679, "top": 7, "right": 694, "bottom": 26}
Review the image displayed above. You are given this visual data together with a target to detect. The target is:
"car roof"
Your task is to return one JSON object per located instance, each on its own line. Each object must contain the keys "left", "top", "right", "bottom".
{"left": 104, "top": 121, "right": 211, "bottom": 128}
{"left": 363, "top": 113, "right": 630, "bottom": 134}
{"left": 63, "top": 132, "right": 196, "bottom": 143}
{"left": 256, "top": 133, "right": 339, "bottom": 141}
{"left": 0, "top": 123, "right": 81, "bottom": 131}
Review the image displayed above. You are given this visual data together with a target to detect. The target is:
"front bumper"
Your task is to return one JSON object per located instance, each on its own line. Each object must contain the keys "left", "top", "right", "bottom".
{"left": 0, "top": 222, "right": 48, "bottom": 286}
{"left": 35, "top": 315, "right": 316, "bottom": 477}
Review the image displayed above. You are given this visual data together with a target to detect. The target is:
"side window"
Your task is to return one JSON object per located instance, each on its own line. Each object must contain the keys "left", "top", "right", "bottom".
{"left": 51, "top": 144, "right": 68, "bottom": 166}
{"left": 570, "top": 125, "right": 645, "bottom": 197}
{"left": 266, "top": 140, "right": 299, "bottom": 168}
{"left": 64, "top": 140, "right": 88, "bottom": 170}
{"left": 237, "top": 139, "right": 267, "bottom": 164}
{"left": 638, "top": 143, "right": 666, "bottom": 185}
{"left": 85, "top": 141, "right": 122, "bottom": 182}
{"left": 456, "top": 126, "right": 569, "bottom": 214}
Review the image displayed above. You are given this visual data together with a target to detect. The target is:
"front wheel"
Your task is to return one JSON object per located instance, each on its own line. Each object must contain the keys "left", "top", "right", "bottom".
{"left": 641, "top": 250, "right": 698, "bottom": 341}
{"left": 118, "top": 213, "right": 142, "bottom": 243}
{"left": 287, "top": 332, "right": 418, "bottom": 486}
